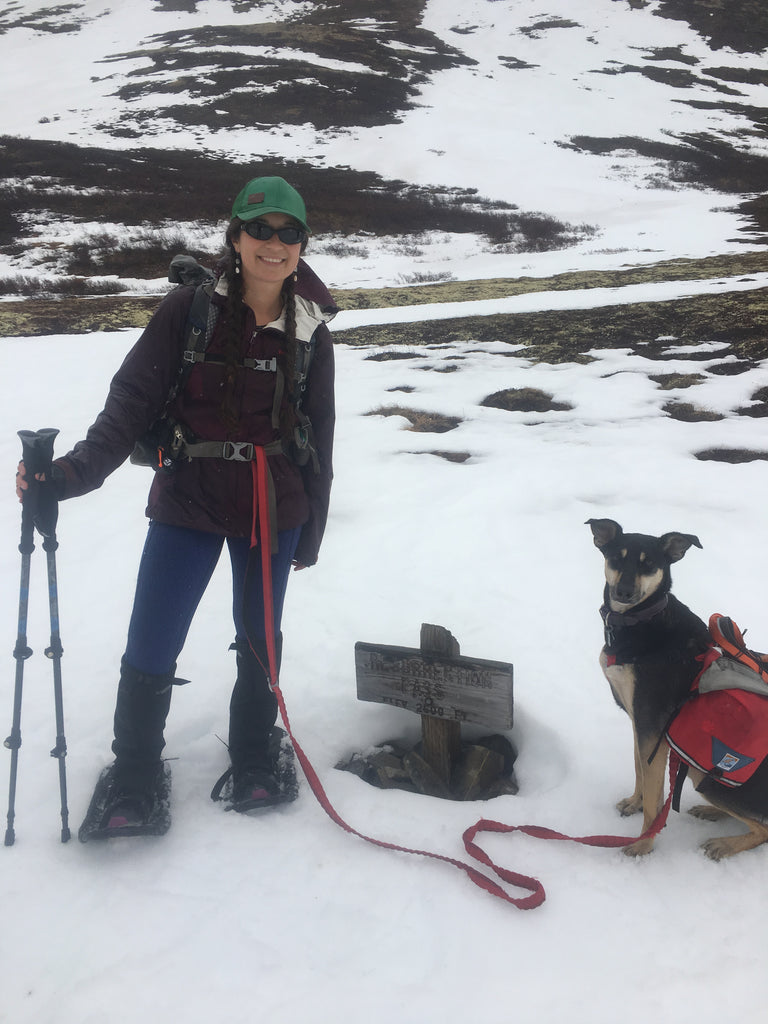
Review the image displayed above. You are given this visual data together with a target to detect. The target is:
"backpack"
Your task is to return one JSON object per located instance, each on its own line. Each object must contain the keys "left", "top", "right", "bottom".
{"left": 666, "top": 615, "right": 768, "bottom": 796}
{"left": 130, "top": 255, "right": 318, "bottom": 472}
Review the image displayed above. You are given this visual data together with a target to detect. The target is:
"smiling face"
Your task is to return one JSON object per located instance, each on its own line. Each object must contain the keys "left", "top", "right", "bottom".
{"left": 233, "top": 212, "right": 303, "bottom": 291}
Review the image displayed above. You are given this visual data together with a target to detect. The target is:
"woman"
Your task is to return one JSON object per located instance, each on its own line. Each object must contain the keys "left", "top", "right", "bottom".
{"left": 16, "top": 176, "right": 336, "bottom": 833}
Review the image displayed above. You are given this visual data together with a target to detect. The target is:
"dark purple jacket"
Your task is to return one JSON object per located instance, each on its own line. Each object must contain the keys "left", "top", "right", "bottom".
{"left": 55, "top": 260, "right": 336, "bottom": 566}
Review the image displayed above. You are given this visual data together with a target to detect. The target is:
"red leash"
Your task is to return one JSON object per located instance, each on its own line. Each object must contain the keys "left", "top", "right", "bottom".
{"left": 248, "top": 452, "right": 678, "bottom": 909}
{"left": 462, "top": 755, "right": 678, "bottom": 909}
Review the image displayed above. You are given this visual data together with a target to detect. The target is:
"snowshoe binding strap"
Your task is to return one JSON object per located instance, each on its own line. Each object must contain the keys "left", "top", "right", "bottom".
{"left": 210, "top": 764, "right": 293, "bottom": 812}
{"left": 210, "top": 766, "right": 233, "bottom": 804}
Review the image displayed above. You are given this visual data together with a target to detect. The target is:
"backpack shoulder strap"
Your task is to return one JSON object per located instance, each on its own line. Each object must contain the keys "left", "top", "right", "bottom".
{"left": 294, "top": 334, "right": 316, "bottom": 401}
{"left": 181, "top": 280, "right": 218, "bottom": 368}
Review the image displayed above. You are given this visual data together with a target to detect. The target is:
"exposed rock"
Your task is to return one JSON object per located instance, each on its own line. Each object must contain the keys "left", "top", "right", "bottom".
{"left": 476, "top": 734, "right": 518, "bottom": 773}
{"left": 336, "top": 733, "right": 519, "bottom": 801}
{"left": 452, "top": 745, "right": 505, "bottom": 801}
{"left": 369, "top": 750, "right": 416, "bottom": 791}
{"left": 403, "top": 751, "right": 453, "bottom": 799}
{"left": 483, "top": 775, "right": 520, "bottom": 798}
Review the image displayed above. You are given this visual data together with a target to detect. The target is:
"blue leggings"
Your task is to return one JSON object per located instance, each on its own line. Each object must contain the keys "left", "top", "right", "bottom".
{"left": 124, "top": 522, "right": 302, "bottom": 676}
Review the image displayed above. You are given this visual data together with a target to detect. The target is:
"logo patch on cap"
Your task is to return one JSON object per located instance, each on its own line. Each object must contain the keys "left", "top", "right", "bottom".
{"left": 247, "top": 192, "right": 266, "bottom": 205}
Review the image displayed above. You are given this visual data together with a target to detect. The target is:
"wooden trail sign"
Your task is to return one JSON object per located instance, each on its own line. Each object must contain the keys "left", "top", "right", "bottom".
{"left": 355, "top": 624, "right": 514, "bottom": 785}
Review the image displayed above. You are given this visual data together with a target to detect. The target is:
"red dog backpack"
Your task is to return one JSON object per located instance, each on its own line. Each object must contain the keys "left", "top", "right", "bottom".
{"left": 666, "top": 616, "right": 768, "bottom": 788}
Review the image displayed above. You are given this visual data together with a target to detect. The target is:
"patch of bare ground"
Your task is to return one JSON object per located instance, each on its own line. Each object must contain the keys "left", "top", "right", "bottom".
{"left": 695, "top": 448, "right": 768, "bottom": 463}
{"left": 335, "top": 252, "right": 768, "bottom": 310}
{"left": 0, "top": 135, "right": 589, "bottom": 282}
{"left": 365, "top": 351, "right": 422, "bottom": 361}
{"left": 705, "top": 358, "right": 756, "bottom": 375}
{"left": 0, "top": 295, "right": 159, "bottom": 337}
{"left": 663, "top": 401, "right": 724, "bottom": 422}
{"left": 4, "top": 252, "right": 766, "bottom": 340}
{"left": 335, "top": 285, "right": 768, "bottom": 366}
{"left": 649, "top": 0, "right": 768, "bottom": 54}
{"left": 481, "top": 388, "right": 574, "bottom": 413}
{"left": 649, "top": 372, "right": 707, "bottom": 389}
{"left": 408, "top": 451, "right": 472, "bottom": 463}
{"left": 105, "top": 0, "right": 473, "bottom": 134}
{"left": 736, "top": 387, "right": 768, "bottom": 417}
{"left": 564, "top": 132, "right": 768, "bottom": 237}
{"left": 366, "top": 406, "right": 461, "bottom": 433}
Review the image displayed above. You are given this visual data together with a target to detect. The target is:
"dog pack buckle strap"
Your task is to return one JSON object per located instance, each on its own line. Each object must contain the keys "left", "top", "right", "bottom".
{"left": 671, "top": 759, "right": 689, "bottom": 813}
{"left": 709, "top": 614, "right": 768, "bottom": 686}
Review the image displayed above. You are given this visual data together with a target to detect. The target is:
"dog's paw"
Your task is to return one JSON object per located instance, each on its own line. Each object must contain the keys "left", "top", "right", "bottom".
{"left": 700, "top": 833, "right": 767, "bottom": 860}
{"left": 688, "top": 803, "right": 728, "bottom": 822}
{"left": 623, "top": 837, "right": 656, "bottom": 857}
{"left": 701, "top": 837, "right": 734, "bottom": 861}
{"left": 616, "top": 795, "right": 642, "bottom": 817}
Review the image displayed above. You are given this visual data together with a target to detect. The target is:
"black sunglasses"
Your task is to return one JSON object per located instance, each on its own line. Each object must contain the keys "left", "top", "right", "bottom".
{"left": 242, "top": 221, "right": 308, "bottom": 245}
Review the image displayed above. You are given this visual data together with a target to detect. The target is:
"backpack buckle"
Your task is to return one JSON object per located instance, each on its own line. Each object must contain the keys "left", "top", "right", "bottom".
{"left": 222, "top": 441, "right": 255, "bottom": 461}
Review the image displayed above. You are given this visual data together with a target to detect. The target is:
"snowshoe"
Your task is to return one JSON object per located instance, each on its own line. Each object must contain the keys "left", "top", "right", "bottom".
{"left": 211, "top": 727, "right": 298, "bottom": 813}
{"left": 78, "top": 761, "right": 172, "bottom": 841}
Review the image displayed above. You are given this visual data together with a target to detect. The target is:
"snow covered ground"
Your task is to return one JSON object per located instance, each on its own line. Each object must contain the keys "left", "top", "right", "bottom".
{"left": 1, "top": 270, "right": 768, "bottom": 1022}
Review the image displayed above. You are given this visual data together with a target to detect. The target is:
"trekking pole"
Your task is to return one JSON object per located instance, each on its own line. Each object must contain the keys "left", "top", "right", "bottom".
{"left": 4, "top": 429, "right": 70, "bottom": 845}
{"left": 42, "top": 515, "right": 70, "bottom": 844}
{"left": 4, "top": 461, "right": 35, "bottom": 847}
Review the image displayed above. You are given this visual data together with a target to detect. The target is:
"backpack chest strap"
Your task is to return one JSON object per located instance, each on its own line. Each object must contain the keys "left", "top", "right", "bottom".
{"left": 183, "top": 351, "right": 278, "bottom": 374}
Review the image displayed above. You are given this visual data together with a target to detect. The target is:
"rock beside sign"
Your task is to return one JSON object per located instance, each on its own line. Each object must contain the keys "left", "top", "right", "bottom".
{"left": 336, "top": 733, "right": 519, "bottom": 801}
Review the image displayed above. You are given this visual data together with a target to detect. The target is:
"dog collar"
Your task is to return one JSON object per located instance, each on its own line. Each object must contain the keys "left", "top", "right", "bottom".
{"left": 600, "top": 593, "right": 669, "bottom": 650}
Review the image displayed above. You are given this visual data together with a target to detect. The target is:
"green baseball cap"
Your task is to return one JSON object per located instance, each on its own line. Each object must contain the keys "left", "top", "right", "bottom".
{"left": 231, "top": 176, "right": 310, "bottom": 234}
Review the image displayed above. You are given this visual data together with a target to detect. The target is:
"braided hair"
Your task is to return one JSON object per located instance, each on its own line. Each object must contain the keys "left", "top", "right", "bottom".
{"left": 221, "top": 218, "right": 303, "bottom": 439}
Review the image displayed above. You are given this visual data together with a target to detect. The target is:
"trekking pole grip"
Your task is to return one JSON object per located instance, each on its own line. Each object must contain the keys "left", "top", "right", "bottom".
{"left": 18, "top": 428, "right": 59, "bottom": 477}
{"left": 18, "top": 429, "right": 60, "bottom": 541}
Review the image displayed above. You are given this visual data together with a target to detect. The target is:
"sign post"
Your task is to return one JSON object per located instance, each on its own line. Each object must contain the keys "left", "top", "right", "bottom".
{"left": 354, "top": 624, "right": 514, "bottom": 786}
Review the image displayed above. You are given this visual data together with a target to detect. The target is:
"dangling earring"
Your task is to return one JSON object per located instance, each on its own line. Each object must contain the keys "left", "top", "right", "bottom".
{"left": 234, "top": 252, "right": 241, "bottom": 275}
{"left": 292, "top": 268, "right": 298, "bottom": 282}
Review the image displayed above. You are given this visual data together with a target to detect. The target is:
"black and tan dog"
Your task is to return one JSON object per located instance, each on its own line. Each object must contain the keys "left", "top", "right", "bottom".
{"left": 588, "top": 518, "right": 768, "bottom": 860}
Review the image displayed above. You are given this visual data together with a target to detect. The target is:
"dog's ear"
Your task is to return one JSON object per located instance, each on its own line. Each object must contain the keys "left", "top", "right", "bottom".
{"left": 659, "top": 532, "right": 703, "bottom": 563}
{"left": 586, "top": 518, "right": 622, "bottom": 549}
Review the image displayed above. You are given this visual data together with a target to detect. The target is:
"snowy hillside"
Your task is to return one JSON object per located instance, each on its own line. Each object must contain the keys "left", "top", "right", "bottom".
{"left": 1, "top": 0, "right": 767, "bottom": 290}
